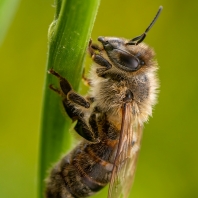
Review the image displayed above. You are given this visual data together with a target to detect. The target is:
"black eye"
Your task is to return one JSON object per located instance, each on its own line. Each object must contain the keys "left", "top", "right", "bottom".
{"left": 119, "top": 52, "right": 140, "bottom": 71}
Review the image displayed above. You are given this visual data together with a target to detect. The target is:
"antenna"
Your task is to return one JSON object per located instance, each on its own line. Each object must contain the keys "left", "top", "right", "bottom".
{"left": 127, "top": 6, "right": 163, "bottom": 45}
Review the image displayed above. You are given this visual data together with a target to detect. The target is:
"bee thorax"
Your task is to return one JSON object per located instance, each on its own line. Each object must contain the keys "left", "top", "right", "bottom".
{"left": 89, "top": 65, "right": 158, "bottom": 125}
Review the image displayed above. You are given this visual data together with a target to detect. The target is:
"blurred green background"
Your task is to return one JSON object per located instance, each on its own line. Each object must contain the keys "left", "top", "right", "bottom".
{"left": 0, "top": 0, "right": 198, "bottom": 198}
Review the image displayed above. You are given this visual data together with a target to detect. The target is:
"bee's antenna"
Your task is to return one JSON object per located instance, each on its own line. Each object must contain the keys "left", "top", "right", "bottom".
{"left": 127, "top": 6, "right": 163, "bottom": 45}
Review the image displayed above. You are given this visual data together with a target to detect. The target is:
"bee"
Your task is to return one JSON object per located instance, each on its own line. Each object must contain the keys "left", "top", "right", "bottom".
{"left": 45, "top": 6, "right": 162, "bottom": 198}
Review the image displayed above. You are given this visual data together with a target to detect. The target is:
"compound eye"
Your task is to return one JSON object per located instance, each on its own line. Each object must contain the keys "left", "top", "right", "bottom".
{"left": 119, "top": 52, "right": 140, "bottom": 71}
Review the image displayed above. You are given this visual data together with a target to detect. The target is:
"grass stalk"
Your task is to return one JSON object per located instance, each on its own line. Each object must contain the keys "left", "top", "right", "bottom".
{"left": 38, "top": 0, "right": 100, "bottom": 197}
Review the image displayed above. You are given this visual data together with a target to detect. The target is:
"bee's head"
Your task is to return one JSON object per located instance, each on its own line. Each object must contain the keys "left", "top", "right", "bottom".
{"left": 97, "top": 6, "right": 162, "bottom": 73}
{"left": 98, "top": 36, "right": 146, "bottom": 72}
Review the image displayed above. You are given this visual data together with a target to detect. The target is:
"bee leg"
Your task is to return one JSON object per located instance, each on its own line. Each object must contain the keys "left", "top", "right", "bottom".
{"left": 92, "top": 55, "right": 112, "bottom": 77}
{"left": 67, "top": 92, "right": 90, "bottom": 108}
{"left": 49, "top": 68, "right": 90, "bottom": 108}
{"left": 75, "top": 118, "right": 99, "bottom": 143}
{"left": 49, "top": 68, "right": 99, "bottom": 142}
{"left": 91, "top": 52, "right": 112, "bottom": 69}
{"left": 62, "top": 99, "right": 82, "bottom": 121}
{"left": 48, "top": 68, "right": 72, "bottom": 96}
{"left": 82, "top": 68, "right": 91, "bottom": 87}
{"left": 88, "top": 39, "right": 102, "bottom": 56}
{"left": 73, "top": 107, "right": 99, "bottom": 143}
{"left": 62, "top": 98, "right": 99, "bottom": 143}
{"left": 93, "top": 55, "right": 112, "bottom": 71}
{"left": 89, "top": 112, "right": 99, "bottom": 138}
{"left": 49, "top": 84, "right": 63, "bottom": 96}
{"left": 89, "top": 39, "right": 112, "bottom": 70}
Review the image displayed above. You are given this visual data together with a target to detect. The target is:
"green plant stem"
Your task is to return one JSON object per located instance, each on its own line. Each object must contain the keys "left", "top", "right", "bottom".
{"left": 38, "top": 0, "right": 100, "bottom": 197}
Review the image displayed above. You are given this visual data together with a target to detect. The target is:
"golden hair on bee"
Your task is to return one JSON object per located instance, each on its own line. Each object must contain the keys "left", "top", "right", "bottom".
{"left": 45, "top": 6, "right": 162, "bottom": 198}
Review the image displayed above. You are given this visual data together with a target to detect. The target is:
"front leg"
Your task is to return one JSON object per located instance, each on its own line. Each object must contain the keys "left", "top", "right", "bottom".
{"left": 81, "top": 39, "right": 112, "bottom": 86}
{"left": 89, "top": 39, "right": 112, "bottom": 70}
{"left": 48, "top": 69, "right": 99, "bottom": 143}
{"left": 82, "top": 68, "right": 91, "bottom": 87}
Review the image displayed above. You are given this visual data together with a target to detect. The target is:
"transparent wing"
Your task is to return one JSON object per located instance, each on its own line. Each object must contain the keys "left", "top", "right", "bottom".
{"left": 108, "top": 103, "right": 143, "bottom": 198}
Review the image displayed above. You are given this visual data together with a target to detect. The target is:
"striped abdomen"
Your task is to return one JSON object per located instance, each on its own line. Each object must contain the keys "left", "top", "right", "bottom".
{"left": 46, "top": 120, "right": 119, "bottom": 198}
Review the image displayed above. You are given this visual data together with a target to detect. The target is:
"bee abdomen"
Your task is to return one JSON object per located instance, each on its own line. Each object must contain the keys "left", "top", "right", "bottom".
{"left": 45, "top": 160, "right": 75, "bottom": 198}
{"left": 46, "top": 139, "right": 117, "bottom": 198}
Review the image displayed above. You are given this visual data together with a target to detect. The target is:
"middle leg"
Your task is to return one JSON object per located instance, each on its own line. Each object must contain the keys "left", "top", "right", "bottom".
{"left": 49, "top": 68, "right": 99, "bottom": 143}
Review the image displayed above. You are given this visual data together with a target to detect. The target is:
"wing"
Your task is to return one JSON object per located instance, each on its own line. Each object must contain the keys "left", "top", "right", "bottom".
{"left": 108, "top": 102, "right": 143, "bottom": 198}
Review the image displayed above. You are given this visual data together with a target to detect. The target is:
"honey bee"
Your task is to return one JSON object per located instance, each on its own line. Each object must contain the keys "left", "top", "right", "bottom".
{"left": 45, "top": 6, "right": 162, "bottom": 198}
